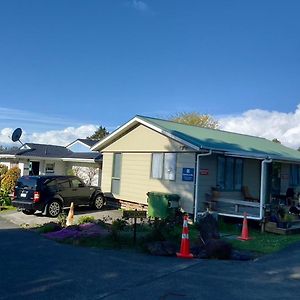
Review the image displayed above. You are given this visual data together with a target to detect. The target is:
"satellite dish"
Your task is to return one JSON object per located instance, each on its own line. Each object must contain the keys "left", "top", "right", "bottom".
{"left": 11, "top": 128, "right": 24, "bottom": 145}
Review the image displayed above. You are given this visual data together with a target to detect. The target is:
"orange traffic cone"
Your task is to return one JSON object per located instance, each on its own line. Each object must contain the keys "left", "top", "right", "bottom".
{"left": 66, "top": 202, "right": 74, "bottom": 226}
{"left": 176, "top": 215, "right": 193, "bottom": 259}
{"left": 238, "top": 212, "right": 252, "bottom": 241}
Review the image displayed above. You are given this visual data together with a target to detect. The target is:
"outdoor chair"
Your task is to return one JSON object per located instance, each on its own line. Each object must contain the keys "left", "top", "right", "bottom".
{"left": 286, "top": 187, "right": 295, "bottom": 206}
{"left": 242, "top": 186, "right": 259, "bottom": 202}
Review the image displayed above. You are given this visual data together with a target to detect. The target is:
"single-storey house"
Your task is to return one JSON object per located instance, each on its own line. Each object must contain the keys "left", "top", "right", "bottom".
{"left": 0, "top": 141, "right": 102, "bottom": 186}
{"left": 91, "top": 115, "right": 300, "bottom": 221}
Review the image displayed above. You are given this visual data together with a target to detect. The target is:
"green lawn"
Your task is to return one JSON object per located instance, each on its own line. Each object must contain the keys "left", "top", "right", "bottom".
{"left": 218, "top": 219, "right": 300, "bottom": 254}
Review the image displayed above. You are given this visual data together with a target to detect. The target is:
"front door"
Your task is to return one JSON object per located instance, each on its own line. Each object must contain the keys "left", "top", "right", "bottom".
{"left": 29, "top": 161, "right": 40, "bottom": 175}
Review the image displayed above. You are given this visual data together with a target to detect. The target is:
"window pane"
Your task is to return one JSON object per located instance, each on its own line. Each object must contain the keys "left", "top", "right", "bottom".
{"left": 71, "top": 178, "right": 83, "bottom": 188}
{"left": 113, "top": 153, "right": 122, "bottom": 178}
{"left": 151, "top": 153, "right": 163, "bottom": 179}
{"left": 290, "top": 165, "right": 299, "bottom": 186}
{"left": 164, "top": 153, "right": 176, "bottom": 181}
{"left": 111, "top": 179, "right": 120, "bottom": 195}
{"left": 234, "top": 159, "right": 243, "bottom": 190}
{"left": 217, "top": 157, "right": 225, "bottom": 190}
{"left": 225, "top": 157, "right": 234, "bottom": 190}
{"left": 58, "top": 179, "right": 70, "bottom": 188}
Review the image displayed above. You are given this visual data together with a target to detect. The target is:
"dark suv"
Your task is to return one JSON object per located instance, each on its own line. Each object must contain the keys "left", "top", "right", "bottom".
{"left": 13, "top": 175, "right": 105, "bottom": 217}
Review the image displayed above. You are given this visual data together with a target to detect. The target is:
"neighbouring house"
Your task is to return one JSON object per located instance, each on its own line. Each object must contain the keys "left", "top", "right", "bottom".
{"left": 0, "top": 141, "right": 102, "bottom": 186}
{"left": 91, "top": 115, "right": 300, "bottom": 221}
{"left": 66, "top": 138, "right": 99, "bottom": 153}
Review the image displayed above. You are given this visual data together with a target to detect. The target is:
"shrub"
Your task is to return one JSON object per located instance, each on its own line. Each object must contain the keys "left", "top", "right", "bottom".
{"left": 1, "top": 167, "right": 21, "bottom": 193}
{"left": 77, "top": 215, "right": 95, "bottom": 225}
{"left": 57, "top": 211, "right": 67, "bottom": 227}
{"left": 36, "top": 222, "right": 62, "bottom": 233}
{"left": 0, "top": 164, "right": 8, "bottom": 181}
{"left": 111, "top": 219, "right": 128, "bottom": 241}
{"left": 0, "top": 190, "right": 12, "bottom": 206}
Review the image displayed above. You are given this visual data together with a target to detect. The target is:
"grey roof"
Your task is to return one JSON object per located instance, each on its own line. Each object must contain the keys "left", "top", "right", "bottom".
{"left": 0, "top": 143, "right": 101, "bottom": 161}
{"left": 17, "top": 143, "right": 73, "bottom": 158}
{"left": 65, "top": 152, "right": 102, "bottom": 160}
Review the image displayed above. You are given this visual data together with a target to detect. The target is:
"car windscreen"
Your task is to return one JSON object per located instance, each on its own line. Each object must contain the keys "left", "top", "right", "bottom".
{"left": 16, "top": 177, "right": 38, "bottom": 190}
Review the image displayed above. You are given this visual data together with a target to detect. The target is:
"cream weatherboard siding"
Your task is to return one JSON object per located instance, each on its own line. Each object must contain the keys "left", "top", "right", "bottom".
{"left": 101, "top": 124, "right": 196, "bottom": 213}
{"left": 102, "top": 124, "right": 189, "bottom": 152}
{"left": 102, "top": 152, "right": 196, "bottom": 213}
{"left": 101, "top": 153, "right": 114, "bottom": 192}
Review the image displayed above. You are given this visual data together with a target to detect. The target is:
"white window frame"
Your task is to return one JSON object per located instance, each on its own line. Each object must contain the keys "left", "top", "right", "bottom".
{"left": 45, "top": 163, "right": 55, "bottom": 173}
{"left": 151, "top": 153, "right": 176, "bottom": 181}
{"left": 111, "top": 153, "right": 122, "bottom": 195}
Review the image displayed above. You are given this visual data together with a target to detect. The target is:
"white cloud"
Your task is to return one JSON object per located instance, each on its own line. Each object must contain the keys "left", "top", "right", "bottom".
{"left": 219, "top": 104, "right": 300, "bottom": 149}
{"left": 130, "top": 0, "right": 149, "bottom": 12}
{"left": 0, "top": 125, "right": 98, "bottom": 147}
{"left": 0, "top": 128, "right": 14, "bottom": 145}
{"left": 27, "top": 125, "right": 98, "bottom": 146}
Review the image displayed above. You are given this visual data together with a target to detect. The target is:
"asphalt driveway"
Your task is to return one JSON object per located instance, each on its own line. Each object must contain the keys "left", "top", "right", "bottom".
{"left": 0, "top": 215, "right": 300, "bottom": 300}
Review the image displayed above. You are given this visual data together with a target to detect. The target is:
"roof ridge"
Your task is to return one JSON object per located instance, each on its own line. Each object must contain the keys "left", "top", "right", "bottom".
{"left": 26, "top": 142, "right": 67, "bottom": 148}
{"left": 136, "top": 115, "right": 269, "bottom": 141}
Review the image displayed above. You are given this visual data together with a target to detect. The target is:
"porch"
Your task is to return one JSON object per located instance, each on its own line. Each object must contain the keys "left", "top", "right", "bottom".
{"left": 204, "top": 189, "right": 261, "bottom": 220}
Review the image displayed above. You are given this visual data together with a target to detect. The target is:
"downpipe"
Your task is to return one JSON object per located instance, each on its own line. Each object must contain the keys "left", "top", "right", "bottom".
{"left": 259, "top": 158, "right": 272, "bottom": 221}
{"left": 194, "top": 150, "right": 212, "bottom": 222}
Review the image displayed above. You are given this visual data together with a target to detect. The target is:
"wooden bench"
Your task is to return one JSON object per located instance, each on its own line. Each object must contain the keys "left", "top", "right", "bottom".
{"left": 216, "top": 197, "right": 260, "bottom": 212}
{"left": 205, "top": 190, "right": 260, "bottom": 213}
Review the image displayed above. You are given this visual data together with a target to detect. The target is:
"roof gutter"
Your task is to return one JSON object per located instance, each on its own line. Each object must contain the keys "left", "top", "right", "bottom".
{"left": 194, "top": 150, "right": 213, "bottom": 222}
{"left": 62, "top": 158, "right": 99, "bottom": 163}
{"left": 0, "top": 154, "right": 16, "bottom": 159}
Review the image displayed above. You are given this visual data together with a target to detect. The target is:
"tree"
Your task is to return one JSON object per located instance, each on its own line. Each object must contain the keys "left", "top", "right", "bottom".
{"left": 272, "top": 138, "right": 281, "bottom": 144}
{"left": 72, "top": 166, "right": 99, "bottom": 185}
{"left": 170, "top": 112, "right": 219, "bottom": 129}
{"left": 87, "top": 126, "right": 109, "bottom": 140}
{"left": 0, "top": 145, "right": 20, "bottom": 153}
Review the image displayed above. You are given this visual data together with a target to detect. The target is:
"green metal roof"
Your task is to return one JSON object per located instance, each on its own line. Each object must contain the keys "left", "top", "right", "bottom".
{"left": 138, "top": 115, "right": 300, "bottom": 162}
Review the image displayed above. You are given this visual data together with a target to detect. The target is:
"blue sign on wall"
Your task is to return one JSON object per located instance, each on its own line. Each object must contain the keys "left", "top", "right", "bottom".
{"left": 182, "top": 168, "right": 194, "bottom": 182}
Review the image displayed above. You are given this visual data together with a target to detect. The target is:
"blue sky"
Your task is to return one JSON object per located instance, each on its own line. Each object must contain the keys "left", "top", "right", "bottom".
{"left": 1, "top": 0, "right": 300, "bottom": 147}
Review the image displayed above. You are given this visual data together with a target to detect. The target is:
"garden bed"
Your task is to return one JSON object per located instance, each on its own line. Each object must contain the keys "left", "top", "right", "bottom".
{"left": 32, "top": 213, "right": 300, "bottom": 258}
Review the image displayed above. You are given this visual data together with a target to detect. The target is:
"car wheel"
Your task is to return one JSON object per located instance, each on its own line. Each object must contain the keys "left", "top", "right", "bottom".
{"left": 93, "top": 194, "right": 104, "bottom": 210}
{"left": 22, "top": 209, "right": 36, "bottom": 215}
{"left": 47, "top": 200, "right": 62, "bottom": 217}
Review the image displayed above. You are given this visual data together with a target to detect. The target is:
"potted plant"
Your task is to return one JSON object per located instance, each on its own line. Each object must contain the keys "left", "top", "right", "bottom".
{"left": 277, "top": 213, "right": 294, "bottom": 229}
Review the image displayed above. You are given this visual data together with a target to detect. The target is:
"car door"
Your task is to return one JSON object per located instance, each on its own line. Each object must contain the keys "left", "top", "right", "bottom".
{"left": 56, "top": 178, "right": 73, "bottom": 207}
{"left": 70, "top": 177, "right": 91, "bottom": 205}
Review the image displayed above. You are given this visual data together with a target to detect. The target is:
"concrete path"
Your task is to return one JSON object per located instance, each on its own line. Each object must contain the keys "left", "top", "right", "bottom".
{"left": 0, "top": 215, "right": 300, "bottom": 300}
{"left": 0, "top": 207, "right": 123, "bottom": 227}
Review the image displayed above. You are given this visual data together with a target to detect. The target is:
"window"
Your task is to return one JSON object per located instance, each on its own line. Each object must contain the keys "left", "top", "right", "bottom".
{"left": 151, "top": 153, "right": 176, "bottom": 181}
{"left": 111, "top": 153, "right": 122, "bottom": 195}
{"left": 217, "top": 156, "right": 243, "bottom": 191}
{"left": 71, "top": 178, "right": 84, "bottom": 188}
{"left": 45, "top": 163, "right": 55, "bottom": 173}
{"left": 289, "top": 164, "right": 300, "bottom": 186}
{"left": 57, "top": 179, "right": 70, "bottom": 189}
